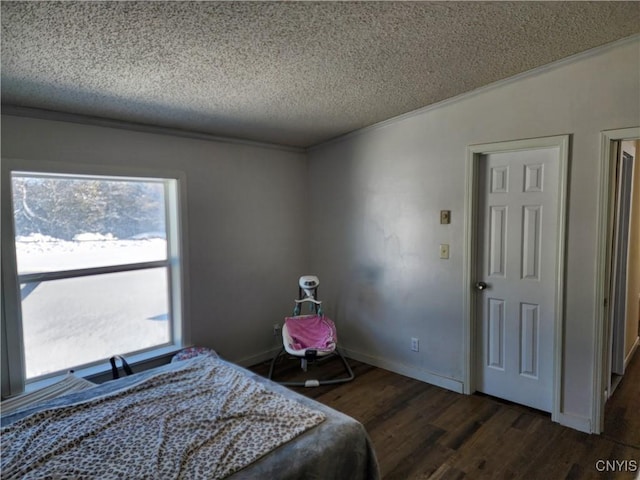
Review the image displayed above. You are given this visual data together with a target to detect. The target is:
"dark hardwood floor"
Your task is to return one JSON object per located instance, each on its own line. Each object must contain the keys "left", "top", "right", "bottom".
{"left": 604, "top": 349, "right": 640, "bottom": 450}
{"left": 251, "top": 351, "right": 640, "bottom": 479}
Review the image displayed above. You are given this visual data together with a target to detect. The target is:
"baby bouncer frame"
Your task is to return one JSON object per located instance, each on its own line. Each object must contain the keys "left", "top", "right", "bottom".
{"left": 268, "top": 276, "right": 354, "bottom": 387}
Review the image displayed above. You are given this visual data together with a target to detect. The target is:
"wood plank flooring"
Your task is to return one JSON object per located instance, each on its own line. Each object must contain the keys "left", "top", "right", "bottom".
{"left": 251, "top": 352, "right": 640, "bottom": 479}
{"left": 604, "top": 349, "right": 640, "bottom": 449}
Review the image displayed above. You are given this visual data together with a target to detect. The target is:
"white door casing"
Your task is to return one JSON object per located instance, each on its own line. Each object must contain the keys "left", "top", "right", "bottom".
{"left": 463, "top": 135, "right": 568, "bottom": 423}
{"left": 593, "top": 127, "right": 640, "bottom": 434}
{"left": 610, "top": 148, "right": 635, "bottom": 377}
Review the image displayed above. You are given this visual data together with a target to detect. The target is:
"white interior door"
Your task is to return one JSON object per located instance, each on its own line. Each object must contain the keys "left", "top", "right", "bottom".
{"left": 475, "top": 147, "right": 561, "bottom": 412}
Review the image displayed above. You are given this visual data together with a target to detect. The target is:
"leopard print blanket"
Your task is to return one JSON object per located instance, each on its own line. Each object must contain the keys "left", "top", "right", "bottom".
{"left": 1, "top": 356, "right": 326, "bottom": 479}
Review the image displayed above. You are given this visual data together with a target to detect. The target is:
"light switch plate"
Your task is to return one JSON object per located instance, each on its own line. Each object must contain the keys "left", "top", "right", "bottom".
{"left": 440, "top": 244, "right": 450, "bottom": 259}
{"left": 440, "top": 210, "right": 451, "bottom": 224}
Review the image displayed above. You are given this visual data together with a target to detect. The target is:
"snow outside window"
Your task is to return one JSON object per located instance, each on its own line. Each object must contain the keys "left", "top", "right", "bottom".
{"left": 4, "top": 171, "right": 185, "bottom": 386}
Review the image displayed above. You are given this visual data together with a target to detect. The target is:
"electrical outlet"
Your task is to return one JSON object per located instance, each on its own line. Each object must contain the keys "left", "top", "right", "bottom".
{"left": 411, "top": 337, "right": 419, "bottom": 352}
{"left": 273, "top": 323, "right": 281, "bottom": 337}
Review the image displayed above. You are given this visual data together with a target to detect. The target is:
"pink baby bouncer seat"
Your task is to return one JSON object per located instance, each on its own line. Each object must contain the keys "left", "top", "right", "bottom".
{"left": 268, "top": 276, "right": 354, "bottom": 387}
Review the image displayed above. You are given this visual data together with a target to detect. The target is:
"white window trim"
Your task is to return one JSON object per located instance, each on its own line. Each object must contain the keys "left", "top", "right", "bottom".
{"left": 1, "top": 158, "right": 190, "bottom": 397}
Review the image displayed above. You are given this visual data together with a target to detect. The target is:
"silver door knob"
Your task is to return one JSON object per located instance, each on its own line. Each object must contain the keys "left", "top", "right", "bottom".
{"left": 475, "top": 281, "right": 488, "bottom": 291}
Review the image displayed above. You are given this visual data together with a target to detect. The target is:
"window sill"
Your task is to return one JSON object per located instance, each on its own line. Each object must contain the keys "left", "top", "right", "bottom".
{"left": 24, "top": 345, "right": 184, "bottom": 392}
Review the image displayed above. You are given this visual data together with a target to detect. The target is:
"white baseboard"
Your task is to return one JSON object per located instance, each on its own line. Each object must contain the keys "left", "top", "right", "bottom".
{"left": 555, "top": 411, "right": 592, "bottom": 434}
{"left": 624, "top": 336, "right": 639, "bottom": 370}
{"left": 341, "top": 347, "right": 464, "bottom": 394}
{"left": 234, "top": 347, "right": 281, "bottom": 368}
{"left": 238, "top": 346, "right": 464, "bottom": 393}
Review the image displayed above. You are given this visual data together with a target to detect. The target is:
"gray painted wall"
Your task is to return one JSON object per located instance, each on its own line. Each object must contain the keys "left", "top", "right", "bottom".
{"left": 307, "top": 39, "right": 640, "bottom": 426}
{"left": 1, "top": 116, "right": 308, "bottom": 366}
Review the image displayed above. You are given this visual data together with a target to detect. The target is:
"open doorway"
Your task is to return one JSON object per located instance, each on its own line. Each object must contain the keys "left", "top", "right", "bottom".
{"left": 594, "top": 127, "right": 640, "bottom": 434}
{"left": 608, "top": 140, "right": 639, "bottom": 396}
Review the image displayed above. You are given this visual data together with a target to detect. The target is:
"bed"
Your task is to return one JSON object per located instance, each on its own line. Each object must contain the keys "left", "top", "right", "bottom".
{"left": 1, "top": 355, "right": 379, "bottom": 480}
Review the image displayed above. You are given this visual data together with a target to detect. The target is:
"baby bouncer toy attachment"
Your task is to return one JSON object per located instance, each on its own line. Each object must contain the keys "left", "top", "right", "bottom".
{"left": 268, "top": 275, "right": 354, "bottom": 387}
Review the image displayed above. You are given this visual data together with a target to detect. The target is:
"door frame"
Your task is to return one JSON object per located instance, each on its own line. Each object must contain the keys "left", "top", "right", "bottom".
{"left": 593, "top": 127, "right": 640, "bottom": 434}
{"left": 611, "top": 148, "right": 635, "bottom": 377}
{"left": 462, "top": 135, "right": 569, "bottom": 425}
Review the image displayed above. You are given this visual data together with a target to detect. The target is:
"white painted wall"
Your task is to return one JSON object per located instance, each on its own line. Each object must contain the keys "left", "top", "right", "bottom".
{"left": 1, "top": 116, "right": 308, "bottom": 366}
{"left": 307, "top": 38, "right": 640, "bottom": 426}
{"left": 2, "top": 37, "right": 638, "bottom": 430}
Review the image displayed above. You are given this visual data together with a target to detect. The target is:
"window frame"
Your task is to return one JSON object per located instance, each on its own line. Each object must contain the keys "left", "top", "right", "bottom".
{"left": 1, "top": 159, "right": 190, "bottom": 397}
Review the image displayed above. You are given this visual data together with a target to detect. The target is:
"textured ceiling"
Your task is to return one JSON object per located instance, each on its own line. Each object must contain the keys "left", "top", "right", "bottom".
{"left": 2, "top": 1, "right": 639, "bottom": 148}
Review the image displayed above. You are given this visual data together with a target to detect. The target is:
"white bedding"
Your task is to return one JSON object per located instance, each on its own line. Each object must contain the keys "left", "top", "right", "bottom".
{"left": 1, "top": 373, "right": 96, "bottom": 416}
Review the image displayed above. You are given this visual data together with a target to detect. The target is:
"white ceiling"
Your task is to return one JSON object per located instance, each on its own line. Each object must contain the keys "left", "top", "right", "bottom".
{"left": 2, "top": 1, "right": 639, "bottom": 148}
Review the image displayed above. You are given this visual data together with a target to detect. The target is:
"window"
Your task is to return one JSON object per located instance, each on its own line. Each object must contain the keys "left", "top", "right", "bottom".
{"left": 2, "top": 168, "right": 186, "bottom": 391}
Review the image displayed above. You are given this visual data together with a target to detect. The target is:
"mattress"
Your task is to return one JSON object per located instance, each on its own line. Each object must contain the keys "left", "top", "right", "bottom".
{"left": 1, "top": 356, "right": 379, "bottom": 480}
